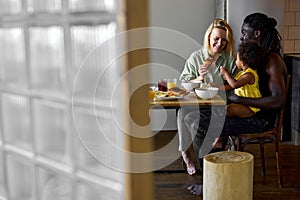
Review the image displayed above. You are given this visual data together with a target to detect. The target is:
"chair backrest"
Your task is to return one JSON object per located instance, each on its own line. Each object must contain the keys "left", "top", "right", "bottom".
{"left": 276, "top": 74, "right": 291, "bottom": 140}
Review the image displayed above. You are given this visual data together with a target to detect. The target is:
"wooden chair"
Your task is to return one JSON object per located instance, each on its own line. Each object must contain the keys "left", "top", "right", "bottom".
{"left": 235, "top": 75, "right": 291, "bottom": 188}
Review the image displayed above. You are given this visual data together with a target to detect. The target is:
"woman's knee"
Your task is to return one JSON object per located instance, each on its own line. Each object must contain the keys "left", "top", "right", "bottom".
{"left": 183, "top": 111, "right": 198, "bottom": 125}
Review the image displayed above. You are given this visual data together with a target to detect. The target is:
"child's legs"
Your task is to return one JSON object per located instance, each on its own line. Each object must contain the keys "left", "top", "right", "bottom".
{"left": 227, "top": 103, "right": 255, "bottom": 118}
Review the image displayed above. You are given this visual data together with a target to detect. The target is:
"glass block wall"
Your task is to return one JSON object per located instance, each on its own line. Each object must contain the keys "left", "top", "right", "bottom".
{"left": 0, "top": 0, "right": 125, "bottom": 199}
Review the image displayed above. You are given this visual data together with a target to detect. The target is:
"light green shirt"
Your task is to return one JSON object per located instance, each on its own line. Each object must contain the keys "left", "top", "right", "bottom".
{"left": 179, "top": 48, "right": 237, "bottom": 85}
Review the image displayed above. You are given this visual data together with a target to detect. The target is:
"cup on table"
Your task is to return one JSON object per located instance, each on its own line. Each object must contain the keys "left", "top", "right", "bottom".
{"left": 167, "top": 78, "right": 177, "bottom": 89}
{"left": 149, "top": 86, "right": 156, "bottom": 100}
{"left": 158, "top": 79, "right": 168, "bottom": 91}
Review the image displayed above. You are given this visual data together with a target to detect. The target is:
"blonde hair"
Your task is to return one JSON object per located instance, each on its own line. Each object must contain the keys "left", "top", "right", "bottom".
{"left": 203, "top": 19, "right": 235, "bottom": 57}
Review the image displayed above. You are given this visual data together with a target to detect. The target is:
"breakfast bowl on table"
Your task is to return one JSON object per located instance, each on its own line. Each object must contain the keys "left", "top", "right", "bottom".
{"left": 195, "top": 87, "right": 219, "bottom": 99}
{"left": 181, "top": 80, "right": 201, "bottom": 92}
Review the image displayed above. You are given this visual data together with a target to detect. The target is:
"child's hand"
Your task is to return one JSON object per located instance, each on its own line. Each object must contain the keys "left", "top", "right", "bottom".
{"left": 219, "top": 66, "right": 228, "bottom": 80}
{"left": 219, "top": 66, "right": 228, "bottom": 74}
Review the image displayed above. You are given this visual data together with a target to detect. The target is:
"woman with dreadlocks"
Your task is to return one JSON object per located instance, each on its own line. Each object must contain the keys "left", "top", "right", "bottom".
{"left": 186, "top": 12, "right": 288, "bottom": 196}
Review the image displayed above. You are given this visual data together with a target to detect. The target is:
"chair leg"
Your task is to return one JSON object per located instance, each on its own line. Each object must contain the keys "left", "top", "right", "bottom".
{"left": 275, "top": 151, "right": 283, "bottom": 188}
{"left": 259, "top": 140, "right": 266, "bottom": 176}
{"left": 237, "top": 137, "right": 243, "bottom": 151}
{"left": 274, "top": 136, "right": 283, "bottom": 188}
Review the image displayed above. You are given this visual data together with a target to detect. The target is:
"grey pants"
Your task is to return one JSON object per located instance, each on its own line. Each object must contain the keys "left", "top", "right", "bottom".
{"left": 178, "top": 106, "right": 226, "bottom": 169}
{"left": 183, "top": 106, "right": 270, "bottom": 172}
{"left": 177, "top": 107, "right": 199, "bottom": 152}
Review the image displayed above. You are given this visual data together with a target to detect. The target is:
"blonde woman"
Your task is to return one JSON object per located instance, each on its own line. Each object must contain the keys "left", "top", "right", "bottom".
{"left": 180, "top": 18, "right": 236, "bottom": 83}
{"left": 178, "top": 19, "right": 237, "bottom": 175}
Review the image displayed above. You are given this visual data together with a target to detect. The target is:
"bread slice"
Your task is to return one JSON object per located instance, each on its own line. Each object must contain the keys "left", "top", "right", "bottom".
{"left": 168, "top": 87, "right": 189, "bottom": 96}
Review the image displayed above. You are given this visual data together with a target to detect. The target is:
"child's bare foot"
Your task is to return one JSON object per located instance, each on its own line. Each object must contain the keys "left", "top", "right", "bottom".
{"left": 181, "top": 151, "right": 196, "bottom": 175}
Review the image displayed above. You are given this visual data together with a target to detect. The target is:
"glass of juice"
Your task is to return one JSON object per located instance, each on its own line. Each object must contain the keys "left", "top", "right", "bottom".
{"left": 167, "top": 78, "right": 177, "bottom": 89}
{"left": 149, "top": 87, "right": 156, "bottom": 100}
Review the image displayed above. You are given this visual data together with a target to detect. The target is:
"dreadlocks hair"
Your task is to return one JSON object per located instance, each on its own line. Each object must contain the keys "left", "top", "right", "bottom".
{"left": 244, "top": 13, "right": 282, "bottom": 54}
{"left": 238, "top": 41, "right": 266, "bottom": 70}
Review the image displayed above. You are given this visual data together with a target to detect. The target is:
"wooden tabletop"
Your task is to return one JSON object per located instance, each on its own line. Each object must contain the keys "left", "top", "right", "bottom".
{"left": 149, "top": 92, "right": 226, "bottom": 108}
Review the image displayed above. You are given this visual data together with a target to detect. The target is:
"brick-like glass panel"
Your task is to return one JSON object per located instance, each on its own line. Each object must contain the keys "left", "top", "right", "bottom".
{"left": 0, "top": 28, "right": 27, "bottom": 89}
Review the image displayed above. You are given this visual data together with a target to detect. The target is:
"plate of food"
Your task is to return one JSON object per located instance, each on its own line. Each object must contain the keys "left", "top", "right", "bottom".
{"left": 155, "top": 87, "right": 189, "bottom": 100}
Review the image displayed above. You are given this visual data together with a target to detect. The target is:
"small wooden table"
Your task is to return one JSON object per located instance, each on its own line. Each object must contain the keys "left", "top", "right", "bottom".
{"left": 149, "top": 92, "right": 226, "bottom": 108}
{"left": 150, "top": 92, "right": 226, "bottom": 173}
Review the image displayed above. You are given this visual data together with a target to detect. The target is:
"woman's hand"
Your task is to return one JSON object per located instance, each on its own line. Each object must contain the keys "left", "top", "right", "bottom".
{"left": 198, "top": 62, "right": 211, "bottom": 80}
{"left": 198, "top": 58, "right": 213, "bottom": 81}
{"left": 198, "top": 64, "right": 209, "bottom": 79}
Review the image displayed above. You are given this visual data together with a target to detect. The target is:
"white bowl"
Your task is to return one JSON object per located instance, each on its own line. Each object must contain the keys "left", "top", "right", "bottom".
{"left": 181, "top": 80, "right": 201, "bottom": 92}
{"left": 195, "top": 87, "right": 219, "bottom": 99}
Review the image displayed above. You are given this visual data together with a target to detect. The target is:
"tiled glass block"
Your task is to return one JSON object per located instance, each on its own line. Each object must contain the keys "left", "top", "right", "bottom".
{"left": 27, "top": 0, "right": 62, "bottom": 13}
{"left": 0, "top": 123, "right": 1, "bottom": 144}
{"left": 72, "top": 107, "right": 123, "bottom": 182}
{"left": 0, "top": 0, "right": 23, "bottom": 16}
{"left": 36, "top": 166, "right": 72, "bottom": 200}
{"left": 93, "top": 59, "right": 119, "bottom": 104}
{"left": 69, "top": 0, "right": 115, "bottom": 13}
{"left": 75, "top": 179, "right": 123, "bottom": 200}
{"left": 29, "top": 26, "right": 66, "bottom": 95}
{"left": 33, "top": 99, "right": 71, "bottom": 164}
{"left": 70, "top": 23, "right": 117, "bottom": 99}
{"left": 0, "top": 28, "right": 27, "bottom": 89}
{"left": 0, "top": 107, "right": 1, "bottom": 145}
{"left": 0, "top": 150, "right": 6, "bottom": 198}
{"left": 1, "top": 94, "right": 32, "bottom": 151}
{"left": 6, "top": 154, "right": 34, "bottom": 200}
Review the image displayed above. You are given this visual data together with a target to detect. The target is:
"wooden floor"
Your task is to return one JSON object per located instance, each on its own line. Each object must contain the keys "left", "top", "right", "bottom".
{"left": 153, "top": 131, "right": 300, "bottom": 200}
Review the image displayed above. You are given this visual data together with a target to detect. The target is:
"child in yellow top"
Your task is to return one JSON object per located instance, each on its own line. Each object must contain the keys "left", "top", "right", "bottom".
{"left": 220, "top": 41, "right": 265, "bottom": 118}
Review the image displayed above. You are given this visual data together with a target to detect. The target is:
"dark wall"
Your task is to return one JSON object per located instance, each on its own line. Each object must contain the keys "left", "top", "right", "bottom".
{"left": 284, "top": 54, "right": 300, "bottom": 143}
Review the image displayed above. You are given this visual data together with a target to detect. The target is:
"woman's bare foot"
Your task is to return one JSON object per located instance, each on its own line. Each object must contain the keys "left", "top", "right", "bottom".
{"left": 181, "top": 151, "right": 196, "bottom": 175}
{"left": 187, "top": 184, "right": 203, "bottom": 196}
{"left": 212, "top": 137, "right": 222, "bottom": 149}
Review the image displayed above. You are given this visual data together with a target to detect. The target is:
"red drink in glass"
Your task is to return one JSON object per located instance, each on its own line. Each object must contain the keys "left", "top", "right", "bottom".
{"left": 158, "top": 79, "right": 167, "bottom": 91}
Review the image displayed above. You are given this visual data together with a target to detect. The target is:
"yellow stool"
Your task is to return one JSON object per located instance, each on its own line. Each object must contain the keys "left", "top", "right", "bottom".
{"left": 203, "top": 151, "right": 254, "bottom": 200}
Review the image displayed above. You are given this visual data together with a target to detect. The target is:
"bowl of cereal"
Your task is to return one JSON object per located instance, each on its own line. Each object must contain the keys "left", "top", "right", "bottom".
{"left": 181, "top": 80, "right": 201, "bottom": 92}
{"left": 195, "top": 87, "right": 219, "bottom": 99}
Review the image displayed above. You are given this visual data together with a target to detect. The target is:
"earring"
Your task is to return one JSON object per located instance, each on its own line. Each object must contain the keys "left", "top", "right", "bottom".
{"left": 254, "top": 30, "right": 260, "bottom": 38}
